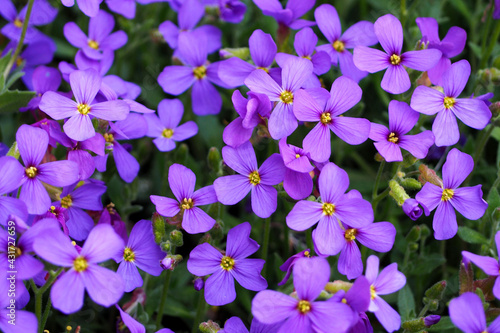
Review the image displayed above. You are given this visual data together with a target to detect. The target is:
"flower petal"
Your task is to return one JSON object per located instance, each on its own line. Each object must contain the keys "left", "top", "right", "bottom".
{"left": 63, "top": 114, "right": 95, "bottom": 142}
{"left": 303, "top": 123, "right": 331, "bottom": 163}
{"left": 249, "top": 29, "right": 277, "bottom": 68}
{"left": 16, "top": 125, "right": 48, "bottom": 167}
{"left": 90, "top": 100, "right": 129, "bottom": 121}
{"left": 330, "top": 116, "right": 370, "bottom": 145}
{"left": 442, "top": 59, "right": 470, "bottom": 98}
{"left": 286, "top": 200, "right": 323, "bottom": 231}
{"left": 313, "top": 215, "right": 344, "bottom": 256}
{"left": 251, "top": 184, "right": 277, "bottom": 218}
{"left": 450, "top": 186, "right": 487, "bottom": 220}
{"left": 372, "top": 297, "right": 401, "bottom": 333}
{"left": 314, "top": 4, "right": 341, "bottom": 42}
{"left": 338, "top": 241, "right": 363, "bottom": 280}
{"left": 375, "top": 14, "right": 403, "bottom": 55}
{"left": 169, "top": 163, "right": 195, "bottom": 201}
{"left": 318, "top": 162, "right": 348, "bottom": 203}
{"left": 182, "top": 207, "right": 216, "bottom": 234}
{"left": 449, "top": 292, "right": 487, "bottom": 333}
{"left": 415, "top": 182, "right": 442, "bottom": 215}
{"left": 381, "top": 65, "right": 410, "bottom": 94}
{"left": 205, "top": 270, "right": 236, "bottom": 306}
{"left": 214, "top": 175, "right": 252, "bottom": 205}
{"left": 232, "top": 258, "right": 267, "bottom": 291}
{"left": 83, "top": 264, "right": 124, "bottom": 307}
{"left": 187, "top": 242, "right": 223, "bottom": 276}
{"left": 226, "top": 222, "right": 259, "bottom": 259}
{"left": 461, "top": 251, "right": 500, "bottom": 276}
{"left": 401, "top": 49, "right": 442, "bottom": 71}
{"left": 20, "top": 179, "right": 50, "bottom": 215}
{"left": 442, "top": 148, "right": 473, "bottom": 189}
{"left": 294, "top": 257, "right": 331, "bottom": 301}
{"left": 117, "top": 261, "right": 143, "bottom": 292}
{"left": 432, "top": 108, "right": 459, "bottom": 147}
{"left": 452, "top": 98, "right": 491, "bottom": 130}
{"left": 191, "top": 79, "right": 222, "bottom": 116}
{"left": 158, "top": 66, "right": 195, "bottom": 95}
{"left": 433, "top": 201, "right": 457, "bottom": 240}
{"left": 81, "top": 224, "right": 125, "bottom": 263}
{"left": 356, "top": 222, "right": 396, "bottom": 253}
{"left": 252, "top": 290, "right": 297, "bottom": 324}
{"left": 410, "top": 86, "right": 445, "bottom": 115}
{"left": 50, "top": 270, "right": 85, "bottom": 314}
{"left": 353, "top": 46, "right": 389, "bottom": 73}
{"left": 37, "top": 160, "right": 79, "bottom": 187}
{"left": 374, "top": 263, "right": 406, "bottom": 295}
{"left": 268, "top": 102, "right": 298, "bottom": 140}
{"left": 222, "top": 141, "right": 258, "bottom": 175}
{"left": 259, "top": 153, "right": 285, "bottom": 185}
{"left": 70, "top": 69, "right": 101, "bottom": 105}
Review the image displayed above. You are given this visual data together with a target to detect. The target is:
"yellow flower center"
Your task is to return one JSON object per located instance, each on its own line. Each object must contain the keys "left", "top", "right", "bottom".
{"left": 441, "top": 188, "right": 454, "bottom": 201}
{"left": 333, "top": 40, "right": 345, "bottom": 52}
{"left": 180, "top": 198, "right": 194, "bottom": 210}
{"left": 25, "top": 166, "right": 38, "bottom": 178}
{"left": 73, "top": 256, "right": 89, "bottom": 272}
{"left": 256, "top": 66, "right": 269, "bottom": 73}
{"left": 14, "top": 18, "right": 23, "bottom": 28}
{"left": 390, "top": 54, "right": 401, "bottom": 65}
{"left": 388, "top": 132, "right": 399, "bottom": 143}
{"left": 77, "top": 103, "right": 91, "bottom": 115}
{"left": 16, "top": 57, "right": 23, "bottom": 67}
{"left": 162, "top": 128, "right": 174, "bottom": 138}
{"left": 60, "top": 195, "right": 73, "bottom": 209}
{"left": 8, "top": 245, "right": 22, "bottom": 258}
{"left": 322, "top": 202, "right": 335, "bottom": 216}
{"left": 49, "top": 206, "right": 57, "bottom": 214}
{"left": 344, "top": 228, "right": 357, "bottom": 241}
{"left": 88, "top": 40, "right": 99, "bottom": 50}
{"left": 295, "top": 154, "right": 301, "bottom": 158}
{"left": 301, "top": 55, "right": 312, "bottom": 60}
{"left": 443, "top": 97, "right": 456, "bottom": 109}
{"left": 220, "top": 256, "right": 235, "bottom": 270}
{"left": 370, "top": 285, "right": 377, "bottom": 300}
{"left": 123, "top": 247, "right": 135, "bottom": 262}
{"left": 297, "top": 300, "right": 311, "bottom": 314}
{"left": 320, "top": 112, "right": 332, "bottom": 124}
{"left": 341, "top": 298, "right": 347, "bottom": 304}
{"left": 249, "top": 170, "right": 261, "bottom": 185}
{"left": 279, "top": 90, "right": 294, "bottom": 104}
{"left": 193, "top": 66, "right": 207, "bottom": 80}
{"left": 304, "top": 250, "right": 310, "bottom": 257}
{"left": 104, "top": 133, "right": 114, "bottom": 143}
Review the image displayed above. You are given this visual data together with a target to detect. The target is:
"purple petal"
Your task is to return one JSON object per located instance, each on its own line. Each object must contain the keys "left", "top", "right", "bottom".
{"left": 84, "top": 264, "right": 124, "bottom": 307}
{"left": 37, "top": 160, "right": 79, "bottom": 187}
{"left": 88, "top": 9, "right": 114, "bottom": 42}
{"left": 223, "top": 118, "right": 253, "bottom": 147}
{"left": 293, "top": 257, "right": 330, "bottom": 301}
{"left": 401, "top": 49, "right": 442, "bottom": 71}
{"left": 294, "top": 27, "right": 317, "bottom": 57}
{"left": 68, "top": 150, "right": 95, "bottom": 180}
{"left": 157, "top": 98, "right": 183, "bottom": 128}
{"left": 357, "top": 222, "right": 396, "bottom": 252}
{"left": 252, "top": 290, "right": 297, "bottom": 324}
{"left": 365, "top": 255, "right": 379, "bottom": 284}
{"left": 416, "top": 17, "right": 440, "bottom": 42}
{"left": 192, "top": 185, "right": 217, "bottom": 206}
{"left": 182, "top": 207, "right": 215, "bottom": 234}
{"left": 433, "top": 201, "right": 457, "bottom": 240}
{"left": 205, "top": 270, "right": 235, "bottom": 306}
{"left": 449, "top": 292, "right": 487, "bottom": 333}
{"left": 375, "top": 14, "right": 403, "bottom": 55}
{"left": 319, "top": 162, "right": 348, "bottom": 203}
{"left": 0, "top": 156, "right": 24, "bottom": 194}
{"left": 353, "top": 46, "right": 390, "bottom": 73}
{"left": 452, "top": 98, "right": 491, "bottom": 130}
{"left": 90, "top": 100, "right": 129, "bottom": 121}
{"left": 330, "top": 116, "right": 370, "bottom": 145}
{"left": 381, "top": 65, "right": 410, "bottom": 94}
{"left": 259, "top": 153, "right": 285, "bottom": 185}
{"left": 16, "top": 124, "right": 48, "bottom": 167}
{"left": 303, "top": 123, "right": 331, "bottom": 162}
{"left": 327, "top": 76, "right": 362, "bottom": 115}
{"left": 112, "top": 142, "right": 139, "bottom": 183}
{"left": 196, "top": 25, "right": 222, "bottom": 54}
{"left": 50, "top": 270, "right": 85, "bottom": 314}
{"left": 374, "top": 140, "right": 403, "bottom": 162}
{"left": 286, "top": 0, "right": 315, "bottom": 20}
{"left": 178, "top": 0, "right": 204, "bottom": 29}
{"left": 232, "top": 258, "right": 267, "bottom": 291}
{"left": 117, "top": 261, "right": 143, "bottom": 292}
{"left": 372, "top": 297, "right": 401, "bottom": 333}
{"left": 313, "top": 215, "right": 344, "bottom": 255}
{"left": 214, "top": 174, "right": 252, "bottom": 205}
{"left": 191, "top": 79, "right": 221, "bottom": 115}
{"left": 249, "top": 29, "right": 277, "bottom": 68}
{"left": 81, "top": 224, "right": 124, "bottom": 263}
{"left": 345, "top": 276, "right": 371, "bottom": 312}
{"left": 178, "top": 30, "right": 207, "bottom": 67}
{"left": 167, "top": 164, "right": 195, "bottom": 201}
{"left": 442, "top": 59, "right": 470, "bottom": 97}
{"left": 388, "top": 100, "right": 419, "bottom": 134}
{"left": 335, "top": 197, "right": 374, "bottom": 227}
{"left": 311, "top": 51, "right": 331, "bottom": 75}
{"left": 338, "top": 241, "right": 363, "bottom": 280}
{"left": 451, "top": 186, "right": 487, "bottom": 220}
{"left": 64, "top": 22, "right": 88, "bottom": 48}
{"left": 0, "top": 0, "right": 17, "bottom": 21}
{"left": 187, "top": 242, "right": 222, "bottom": 276}
{"left": 293, "top": 89, "right": 323, "bottom": 122}
{"left": 338, "top": 50, "right": 368, "bottom": 83}
{"left": 283, "top": 169, "right": 313, "bottom": 200}
{"left": 222, "top": 317, "right": 248, "bottom": 333}
{"left": 0, "top": 309, "right": 38, "bottom": 333}
{"left": 218, "top": 57, "right": 255, "bottom": 87}
{"left": 442, "top": 148, "right": 473, "bottom": 189}
{"left": 281, "top": 57, "right": 313, "bottom": 92}
{"left": 314, "top": 4, "right": 341, "bottom": 42}
{"left": 158, "top": 20, "right": 179, "bottom": 48}
{"left": 410, "top": 85, "right": 445, "bottom": 115}
{"left": 226, "top": 222, "right": 259, "bottom": 259}
{"left": 415, "top": 182, "right": 442, "bottom": 215}
{"left": 286, "top": 200, "right": 323, "bottom": 231}
{"left": 0, "top": 197, "right": 28, "bottom": 226}
{"left": 222, "top": 141, "right": 258, "bottom": 175}
{"left": 461, "top": 251, "right": 500, "bottom": 276}
{"left": 244, "top": 69, "right": 282, "bottom": 100}
{"left": 268, "top": 102, "right": 298, "bottom": 139}
{"left": 66, "top": 207, "right": 94, "bottom": 241}
{"left": 433, "top": 108, "right": 459, "bottom": 147}
{"left": 398, "top": 131, "right": 435, "bottom": 159}
{"left": 251, "top": 185, "right": 277, "bottom": 218}
{"left": 374, "top": 262, "right": 405, "bottom": 295}
{"left": 63, "top": 114, "right": 95, "bottom": 142}
{"left": 116, "top": 305, "right": 146, "bottom": 333}
{"left": 342, "top": 21, "right": 377, "bottom": 48}
{"left": 428, "top": 56, "right": 451, "bottom": 86}
{"left": 441, "top": 26, "right": 467, "bottom": 58}
{"left": 70, "top": 69, "right": 101, "bottom": 105}
{"left": 158, "top": 66, "right": 195, "bottom": 95}
{"left": 20, "top": 179, "right": 50, "bottom": 215}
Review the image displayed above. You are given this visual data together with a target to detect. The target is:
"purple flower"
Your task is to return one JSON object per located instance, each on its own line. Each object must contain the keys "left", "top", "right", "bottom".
{"left": 117, "top": 305, "right": 175, "bottom": 333}
{"left": 277, "top": 248, "right": 310, "bottom": 286}
{"left": 415, "top": 148, "right": 488, "bottom": 240}
{"left": 402, "top": 198, "right": 423, "bottom": 221}
{"left": 252, "top": 257, "right": 354, "bottom": 332}
{"left": 145, "top": 99, "right": 198, "bottom": 152}
{"left": 461, "top": 231, "right": 500, "bottom": 299}
{"left": 16, "top": 125, "right": 79, "bottom": 215}
{"left": 416, "top": 17, "right": 466, "bottom": 86}
{"left": 245, "top": 57, "right": 313, "bottom": 139}
{"left": 59, "top": 132, "right": 105, "bottom": 181}
{"left": 98, "top": 204, "right": 128, "bottom": 242}
{"left": 62, "top": 0, "right": 102, "bottom": 17}
{"left": 369, "top": 100, "right": 434, "bottom": 162}
{"left": 252, "top": 0, "right": 316, "bottom": 29}
{"left": 187, "top": 222, "right": 267, "bottom": 305}
{"left": 424, "top": 315, "right": 441, "bottom": 327}
{"left": 449, "top": 292, "right": 500, "bottom": 333}
{"left": 219, "top": 0, "right": 246, "bottom": 23}
{"left": 410, "top": 60, "right": 492, "bottom": 146}
{"left": 214, "top": 141, "right": 285, "bottom": 218}
{"left": 293, "top": 76, "right": 370, "bottom": 162}
{"left": 114, "top": 220, "right": 164, "bottom": 292}
{"left": 20, "top": 65, "right": 60, "bottom": 112}
{"left": 33, "top": 224, "right": 125, "bottom": 314}
{"left": 0, "top": 274, "right": 37, "bottom": 333}
{"left": 286, "top": 162, "right": 374, "bottom": 255}
{"left": 315, "top": 4, "right": 377, "bottom": 82}
{"left": 221, "top": 316, "right": 281, "bottom": 333}
{"left": 40, "top": 68, "right": 129, "bottom": 141}
{"left": 278, "top": 138, "right": 314, "bottom": 200}
{"left": 151, "top": 164, "right": 218, "bottom": 234}
{"left": 0, "top": 156, "right": 28, "bottom": 225}
{"left": 495, "top": 0, "right": 500, "bottom": 19}
{"left": 353, "top": 14, "right": 442, "bottom": 94}
{"left": 365, "top": 255, "right": 406, "bottom": 333}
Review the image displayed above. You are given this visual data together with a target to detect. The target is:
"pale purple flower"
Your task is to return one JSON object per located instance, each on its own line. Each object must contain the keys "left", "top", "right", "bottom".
{"left": 278, "top": 138, "right": 314, "bottom": 200}
{"left": 219, "top": 0, "right": 246, "bottom": 23}
{"left": 61, "top": 0, "right": 102, "bottom": 17}
{"left": 353, "top": 14, "right": 442, "bottom": 94}
{"left": 117, "top": 305, "right": 175, "bottom": 333}
{"left": 0, "top": 274, "right": 37, "bottom": 333}
{"left": 277, "top": 248, "right": 310, "bottom": 286}
{"left": 0, "top": 156, "right": 28, "bottom": 225}
{"left": 151, "top": 164, "right": 218, "bottom": 234}
{"left": 415, "top": 148, "right": 488, "bottom": 240}
{"left": 187, "top": 222, "right": 267, "bottom": 306}
{"left": 20, "top": 65, "right": 60, "bottom": 112}
{"left": 58, "top": 132, "right": 105, "bottom": 181}
{"left": 449, "top": 292, "right": 500, "bottom": 333}
{"left": 411, "top": 60, "right": 492, "bottom": 147}
{"left": 252, "top": 0, "right": 316, "bottom": 29}
{"left": 214, "top": 141, "right": 285, "bottom": 218}
{"left": 221, "top": 316, "right": 281, "bottom": 333}
{"left": 402, "top": 198, "right": 423, "bottom": 221}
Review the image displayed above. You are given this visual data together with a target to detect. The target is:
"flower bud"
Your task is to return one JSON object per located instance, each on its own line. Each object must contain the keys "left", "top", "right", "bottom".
{"left": 490, "top": 101, "right": 500, "bottom": 117}
{"left": 324, "top": 280, "right": 353, "bottom": 294}
{"left": 400, "top": 178, "right": 422, "bottom": 190}
{"left": 401, "top": 318, "right": 426, "bottom": 331}
{"left": 425, "top": 280, "right": 447, "bottom": 301}
{"left": 199, "top": 320, "right": 221, "bottom": 333}
{"left": 174, "top": 143, "right": 189, "bottom": 163}
{"left": 161, "top": 241, "right": 171, "bottom": 252}
{"left": 424, "top": 315, "right": 441, "bottom": 327}
{"left": 402, "top": 199, "right": 423, "bottom": 221}
{"left": 219, "top": 47, "right": 250, "bottom": 60}
{"left": 402, "top": 154, "right": 418, "bottom": 167}
{"left": 6, "top": 142, "right": 20, "bottom": 159}
{"left": 160, "top": 257, "right": 172, "bottom": 270}
{"left": 170, "top": 230, "right": 184, "bottom": 247}
{"left": 406, "top": 225, "right": 421, "bottom": 242}
{"left": 152, "top": 213, "right": 166, "bottom": 244}
{"left": 418, "top": 164, "right": 443, "bottom": 187}
{"left": 207, "top": 147, "right": 222, "bottom": 172}
{"left": 389, "top": 180, "right": 410, "bottom": 206}
{"left": 194, "top": 277, "right": 204, "bottom": 291}
{"left": 420, "top": 224, "right": 431, "bottom": 238}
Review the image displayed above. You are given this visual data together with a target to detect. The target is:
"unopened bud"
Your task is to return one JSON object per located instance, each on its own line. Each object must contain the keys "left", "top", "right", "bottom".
{"left": 152, "top": 213, "right": 166, "bottom": 244}
{"left": 425, "top": 280, "right": 447, "bottom": 301}
{"left": 402, "top": 198, "right": 423, "bottom": 221}
{"left": 194, "top": 277, "right": 204, "bottom": 291}
{"left": 408, "top": 242, "right": 419, "bottom": 252}
{"left": 402, "top": 154, "right": 418, "bottom": 167}
{"left": 161, "top": 241, "right": 171, "bottom": 252}
{"left": 400, "top": 178, "right": 422, "bottom": 190}
{"left": 324, "top": 280, "right": 353, "bottom": 294}
{"left": 160, "top": 254, "right": 183, "bottom": 271}
{"left": 6, "top": 142, "right": 20, "bottom": 159}
{"left": 424, "top": 315, "right": 441, "bottom": 327}
{"left": 420, "top": 224, "right": 431, "bottom": 238}
{"left": 490, "top": 102, "right": 500, "bottom": 117}
{"left": 389, "top": 180, "right": 410, "bottom": 206}
{"left": 401, "top": 318, "right": 426, "bottom": 331}
{"left": 174, "top": 143, "right": 189, "bottom": 163}
{"left": 208, "top": 147, "right": 222, "bottom": 172}
{"left": 374, "top": 153, "right": 384, "bottom": 162}
{"left": 199, "top": 320, "right": 221, "bottom": 333}
{"left": 170, "top": 230, "right": 184, "bottom": 247}
{"left": 418, "top": 164, "right": 443, "bottom": 187}
{"left": 219, "top": 47, "right": 250, "bottom": 60}
{"left": 406, "top": 225, "right": 421, "bottom": 242}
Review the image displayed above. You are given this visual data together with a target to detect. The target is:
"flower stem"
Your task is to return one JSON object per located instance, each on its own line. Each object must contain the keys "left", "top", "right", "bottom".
{"left": 480, "top": 20, "right": 500, "bottom": 68}
{"left": 372, "top": 160, "right": 386, "bottom": 200}
{"left": 192, "top": 287, "right": 206, "bottom": 333}
{"left": 418, "top": 303, "right": 430, "bottom": 318}
{"left": 261, "top": 217, "right": 271, "bottom": 277}
{"left": 40, "top": 297, "right": 52, "bottom": 333}
{"left": 33, "top": 268, "right": 63, "bottom": 333}
{"left": 2, "top": 0, "right": 35, "bottom": 81}
{"left": 155, "top": 268, "right": 173, "bottom": 330}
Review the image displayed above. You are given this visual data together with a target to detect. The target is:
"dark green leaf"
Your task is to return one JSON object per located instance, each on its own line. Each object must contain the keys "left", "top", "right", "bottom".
{"left": 0, "top": 90, "right": 35, "bottom": 114}
{"left": 457, "top": 226, "right": 488, "bottom": 244}
{"left": 398, "top": 285, "right": 416, "bottom": 321}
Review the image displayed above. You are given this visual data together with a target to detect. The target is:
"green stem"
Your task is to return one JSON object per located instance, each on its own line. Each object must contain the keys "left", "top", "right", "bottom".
{"left": 32, "top": 268, "right": 62, "bottom": 333}
{"left": 40, "top": 297, "right": 52, "bottom": 333}
{"left": 155, "top": 269, "right": 173, "bottom": 330}
{"left": 473, "top": 124, "right": 495, "bottom": 166}
{"left": 418, "top": 303, "right": 430, "bottom": 318}
{"left": 480, "top": 20, "right": 500, "bottom": 68}
{"left": 2, "top": 0, "right": 35, "bottom": 81}
{"left": 306, "top": 229, "right": 314, "bottom": 255}
{"left": 372, "top": 160, "right": 386, "bottom": 200}
{"left": 400, "top": 0, "right": 407, "bottom": 28}
{"left": 192, "top": 288, "right": 206, "bottom": 333}
{"left": 35, "top": 290, "right": 43, "bottom": 332}
{"left": 372, "top": 187, "right": 390, "bottom": 212}
{"left": 261, "top": 217, "right": 271, "bottom": 277}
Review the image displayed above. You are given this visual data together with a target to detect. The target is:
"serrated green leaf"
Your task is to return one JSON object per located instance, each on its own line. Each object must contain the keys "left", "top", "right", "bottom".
{"left": 457, "top": 226, "right": 488, "bottom": 244}
{"left": 0, "top": 90, "right": 35, "bottom": 114}
{"left": 398, "top": 285, "right": 416, "bottom": 321}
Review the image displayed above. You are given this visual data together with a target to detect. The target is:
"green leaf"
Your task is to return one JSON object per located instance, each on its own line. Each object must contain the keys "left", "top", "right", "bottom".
{"left": 397, "top": 285, "right": 416, "bottom": 321}
{"left": 457, "top": 226, "right": 488, "bottom": 244}
{"left": 410, "top": 253, "right": 446, "bottom": 275}
{"left": 486, "top": 187, "right": 500, "bottom": 218}
{"left": 0, "top": 90, "right": 35, "bottom": 114}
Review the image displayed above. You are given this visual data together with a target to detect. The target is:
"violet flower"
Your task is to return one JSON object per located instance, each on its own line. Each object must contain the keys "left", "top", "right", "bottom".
{"left": 369, "top": 100, "right": 434, "bottom": 162}
{"left": 117, "top": 305, "right": 175, "bottom": 333}
{"left": 62, "top": 0, "right": 102, "bottom": 17}
{"left": 449, "top": 292, "right": 500, "bottom": 333}
{"left": 245, "top": 57, "right": 313, "bottom": 139}
{"left": 145, "top": 99, "right": 198, "bottom": 152}
{"left": 221, "top": 316, "right": 281, "bottom": 333}
{"left": 252, "top": 0, "right": 316, "bottom": 30}
{"left": 277, "top": 248, "right": 310, "bottom": 286}
{"left": 286, "top": 162, "right": 374, "bottom": 256}
{"left": 461, "top": 231, "right": 500, "bottom": 299}
{"left": 0, "top": 275, "right": 37, "bottom": 333}
{"left": 365, "top": 255, "right": 406, "bottom": 333}
{"left": 114, "top": 220, "right": 164, "bottom": 292}
{"left": 151, "top": 164, "right": 218, "bottom": 234}
{"left": 278, "top": 138, "right": 314, "bottom": 200}
{"left": 315, "top": 4, "right": 377, "bottom": 82}
{"left": 20, "top": 65, "right": 61, "bottom": 112}
{"left": 106, "top": 0, "right": 168, "bottom": 19}
{"left": 353, "top": 14, "right": 442, "bottom": 94}
{"left": 410, "top": 60, "right": 492, "bottom": 147}
{"left": 219, "top": 0, "right": 246, "bottom": 23}
{"left": 252, "top": 257, "right": 354, "bottom": 332}
{"left": 60, "top": 132, "right": 105, "bottom": 181}
{"left": 415, "top": 148, "right": 488, "bottom": 240}
{"left": 416, "top": 17, "right": 466, "bottom": 86}
{"left": 33, "top": 224, "right": 125, "bottom": 314}
{"left": 402, "top": 198, "right": 423, "bottom": 221}
{"left": 293, "top": 77, "right": 370, "bottom": 163}
{"left": 187, "top": 222, "right": 267, "bottom": 306}
{"left": 0, "top": 156, "right": 28, "bottom": 225}
{"left": 214, "top": 141, "right": 285, "bottom": 218}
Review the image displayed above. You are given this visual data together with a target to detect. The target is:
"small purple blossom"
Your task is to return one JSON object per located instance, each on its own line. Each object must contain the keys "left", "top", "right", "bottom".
{"left": 424, "top": 315, "right": 441, "bottom": 327}
{"left": 0, "top": 156, "right": 28, "bottom": 225}
{"left": 117, "top": 305, "right": 175, "bottom": 333}
{"left": 449, "top": 292, "right": 500, "bottom": 333}
{"left": 252, "top": 0, "right": 316, "bottom": 29}
{"left": 62, "top": 0, "right": 102, "bottom": 17}
{"left": 219, "top": 0, "right": 246, "bottom": 23}
{"left": 402, "top": 198, "right": 423, "bottom": 221}
{"left": 277, "top": 248, "right": 310, "bottom": 286}
{"left": 20, "top": 65, "right": 61, "bottom": 112}
{"left": 278, "top": 138, "right": 314, "bottom": 200}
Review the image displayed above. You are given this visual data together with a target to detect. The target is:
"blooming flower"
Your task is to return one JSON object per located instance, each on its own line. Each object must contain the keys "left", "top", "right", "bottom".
{"left": 278, "top": 138, "right": 314, "bottom": 200}
{"left": 415, "top": 148, "right": 488, "bottom": 240}
{"left": 252, "top": 257, "right": 354, "bottom": 332}
{"left": 353, "top": 14, "right": 442, "bottom": 94}
{"left": 61, "top": 0, "right": 102, "bottom": 17}
{"left": 365, "top": 255, "right": 406, "bottom": 333}
{"left": 410, "top": 60, "right": 492, "bottom": 146}
{"left": 144, "top": 99, "right": 198, "bottom": 152}
{"left": 221, "top": 316, "right": 281, "bottom": 333}
{"left": 286, "top": 162, "right": 374, "bottom": 255}
{"left": 314, "top": 4, "right": 377, "bottom": 82}
{"left": 33, "top": 224, "right": 125, "bottom": 314}
{"left": 214, "top": 141, "right": 285, "bottom": 218}
{"left": 0, "top": 156, "right": 28, "bottom": 225}
{"left": 151, "top": 164, "right": 218, "bottom": 234}
{"left": 449, "top": 292, "right": 500, "bottom": 333}
{"left": 369, "top": 100, "right": 434, "bottom": 162}
{"left": 219, "top": 0, "right": 247, "bottom": 23}
{"left": 187, "top": 222, "right": 267, "bottom": 305}
{"left": 293, "top": 76, "right": 370, "bottom": 162}
{"left": 40, "top": 68, "right": 130, "bottom": 141}
{"left": 252, "top": 0, "right": 316, "bottom": 29}
{"left": 277, "top": 248, "right": 310, "bottom": 286}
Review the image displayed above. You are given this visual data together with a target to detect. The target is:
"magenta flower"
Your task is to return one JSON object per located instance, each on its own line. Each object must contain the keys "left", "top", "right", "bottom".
{"left": 252, "top": 257, "right": 354, "bottom": 332}
{"left": 214, "top": 141, "right": 285, "bottom": 218}
{"left": 0, "top": 156, "right": 28, "bottom": 225}
{"left": 114, "top": 220, "right": 164, "bottom": 292}
{"left": 294, "top": 76, "right": 370, "bottom": 162}
{"left": 33, "top": 224, "right": 125, "bottom": 314}
{"left": 151, "top": 164, "right": 218, "bottom": 234}
{"left": 450, "top": 292, "right": 500, "bottom": 333}
{"left": 278, "top": 138, "right": 314, "bottom": 200}
{"left": 353, "top": 14, "right": 442, "bottom": 94}
{"left": 410, "top": 60, "right": 492, "bottom": 146}
{"left": 144, "top": 99, "right": 198, "bottom": 152}
{"left": 40, "top": 68, "right": 130, "bottom": 141}
{"left": 365, "top": 255, "right": 406, "bottom": 333}
{"left": 369, "top": 100, "right": 434, "bottom": 162}
{"left": 187, "top": 222, "right": 267, "bottom": 306}
{"left": 286, "top": 162, "right": 374, "bottom": 255}
{"left": 252, "top": 0, "right": 316, "bottom": 29}
{"left": 415, "top": 149, "right": 488, "bottom": 240}
{"left": 315, "top": 4, "right": 377, "bottom": 82}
